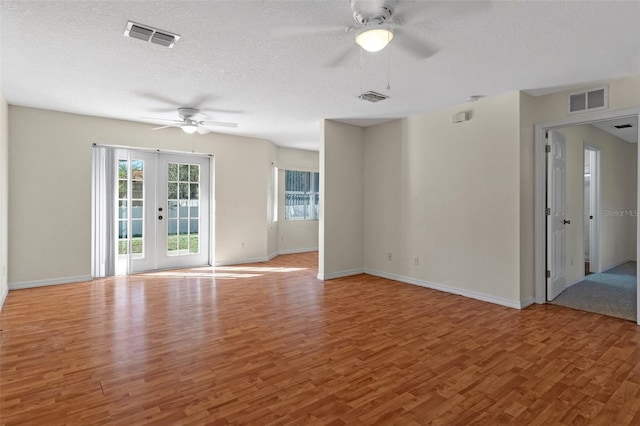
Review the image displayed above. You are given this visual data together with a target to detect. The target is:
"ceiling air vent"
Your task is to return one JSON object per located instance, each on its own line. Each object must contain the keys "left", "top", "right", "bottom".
{"left": 568, "top": 86, "right": 608, "bottom": 114}
{"left": 123, "top": 21, "right": 180, "bottom": 48}
{"left": 359, "top": 91, "right": 389, "bottom": 103}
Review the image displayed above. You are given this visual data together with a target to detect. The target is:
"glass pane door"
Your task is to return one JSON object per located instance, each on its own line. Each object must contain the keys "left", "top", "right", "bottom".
{"left": 157, "top": 153, "right": 210, "bottom": 270}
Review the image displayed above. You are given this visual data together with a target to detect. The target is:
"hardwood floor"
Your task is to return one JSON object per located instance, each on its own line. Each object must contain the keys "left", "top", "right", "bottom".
{"left": 2, "top": 252, "right": 640, "bottom": 425}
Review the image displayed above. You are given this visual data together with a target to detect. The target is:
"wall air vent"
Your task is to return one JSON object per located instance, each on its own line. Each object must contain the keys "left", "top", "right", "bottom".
{"left": 614, "top": 123, "right": 633, "bottom": 129}
{"left": 359, "top": 91, "right": 389, "bottom": 103}
{"left": 123, "top": 21, "right": 180, "bottom": 48}
{"left": 568, "top": 86, "right": 608, "bottom": 114}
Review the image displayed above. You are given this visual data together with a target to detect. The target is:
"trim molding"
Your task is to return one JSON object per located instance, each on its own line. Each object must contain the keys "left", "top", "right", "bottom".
{"left": 602, "top": 258, "right": 634, "bottom": 273}
{"left": 9, "top": 275, "right": 93, "bottom": 290}
{"left": 0, "top": 284, "right": 8, "bottom": 310}
{"left": 215, "top": 256, "right": 274, "bottom": 267}
{"left": 318, "top": 268, "right": 364, "bottom": 281}
{"left": 534, "top": 106, "right": 640, "bottom": 306}
{"left": 279, "top": 247, "right": 318, "bottom": 255}
{"left": 215, "top": 248, "right": 318, "bottom": 267}
{"left": 365, "top": 269, "right": 529, "bottom": 310}
{"left": 521, "top": 297, "right": 535, "bottom": 308}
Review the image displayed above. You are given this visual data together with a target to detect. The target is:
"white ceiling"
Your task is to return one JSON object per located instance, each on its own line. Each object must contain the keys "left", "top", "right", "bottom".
{"left": 591, "top": 117, "right": 638, "bottom": 144}
{"left": 1, "top": 1, "right": 639, "bottom": 151}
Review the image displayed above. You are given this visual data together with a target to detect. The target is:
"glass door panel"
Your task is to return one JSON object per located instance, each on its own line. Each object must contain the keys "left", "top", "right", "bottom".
{"left": 157, "top": 154, "right": 210, "bottom": 270}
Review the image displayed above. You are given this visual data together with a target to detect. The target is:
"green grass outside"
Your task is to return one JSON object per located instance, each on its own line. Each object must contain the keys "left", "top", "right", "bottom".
{"left": 119, "top": 234, "right": 199, "bottom": 255}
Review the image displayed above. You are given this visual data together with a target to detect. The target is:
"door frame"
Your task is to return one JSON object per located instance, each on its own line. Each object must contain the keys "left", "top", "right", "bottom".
{"left": 92, "top": 144, "right": 215, "bottom": 276}
{"left": 583, "top": 145, "right": 601, "bottom": 275}
{"left": 534, "top": 107, "right": 640, "bottom": 324}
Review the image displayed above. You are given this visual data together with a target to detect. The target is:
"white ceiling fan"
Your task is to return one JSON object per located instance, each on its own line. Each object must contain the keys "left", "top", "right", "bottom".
{"left": 272, "top": 0, "right": 490, "bottom": 66}
{"left": 145, "top": 107, "right": 238, "bottom": 134}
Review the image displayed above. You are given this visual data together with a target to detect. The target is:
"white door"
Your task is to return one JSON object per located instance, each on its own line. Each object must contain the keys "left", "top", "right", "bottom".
{"left": 547, "top": 130, "right": 568, "bottom": 301}
{"left": 156, "top": 154, "right": 210, "bottom": 270}
{"left": 118, "top": 151, "right": 210, "bottom": 274}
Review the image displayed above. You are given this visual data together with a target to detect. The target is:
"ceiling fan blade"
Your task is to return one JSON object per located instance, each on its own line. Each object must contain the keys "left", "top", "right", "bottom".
{"left": 141, "top": 116, "right": 182, "bottom": 123}
{"left": 394, "top": 1, "right": 492, "bottom": 26}
{"left": 392, "top": 28, "right": 439, "bottom": 60}
{"left": 326, "top": 45, "right": 357, "bottom": 67}
{"left": 137, "top": 93, "right": 180, "bottom": 107}
{"left": 200, "top": 120, "right": 238, "bottom": 128}
{"left": 150, "top": 124, "right": 178, "bottom": 131}
{"left": 196, "top": 126, "right": 210, "bottom": 135}
{"left": 271, "top": 24, "right": 351, "bottom": 38}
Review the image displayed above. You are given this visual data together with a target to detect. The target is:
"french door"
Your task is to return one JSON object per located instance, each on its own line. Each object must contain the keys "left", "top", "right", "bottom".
{"left": 116, "top": 149, "right": 210, "bottom": 274}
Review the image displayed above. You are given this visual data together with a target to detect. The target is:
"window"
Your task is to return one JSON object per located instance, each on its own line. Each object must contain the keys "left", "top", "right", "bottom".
{"left": 285, "top": 170, "right": 319, "bottom": 220}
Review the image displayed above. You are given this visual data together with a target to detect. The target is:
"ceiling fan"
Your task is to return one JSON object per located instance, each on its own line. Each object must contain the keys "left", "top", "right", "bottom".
{"left": 145, "top": 107, "right": 238, "bottom": 134}
{"left": 272, "top": 0, "right": 490, "bottom": 66}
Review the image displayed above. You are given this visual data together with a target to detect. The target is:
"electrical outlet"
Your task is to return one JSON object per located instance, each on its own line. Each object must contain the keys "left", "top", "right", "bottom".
{"left": 387, "top": 252, "right": 392, "bottom": 262}
{"left": 413, "top": 257, "right": 419, "bottom": 266}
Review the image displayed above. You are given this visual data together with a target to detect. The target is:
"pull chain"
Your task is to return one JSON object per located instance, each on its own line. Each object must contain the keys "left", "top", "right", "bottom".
{"left": 387, "top": 26, "right": 391, "bottom": 91}
{"left": 360, "top": 47, "right": 364, "bottom": 101}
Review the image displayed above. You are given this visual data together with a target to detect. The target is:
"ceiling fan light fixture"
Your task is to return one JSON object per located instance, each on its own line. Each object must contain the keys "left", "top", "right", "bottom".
{"left": 356, "top": 28, "right": 393, "bottom": 52}
{"left": 181, "top": 121, "right": 198, "bottom": 134}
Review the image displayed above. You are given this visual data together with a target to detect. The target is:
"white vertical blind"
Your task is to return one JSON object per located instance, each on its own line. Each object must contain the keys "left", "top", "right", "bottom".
{"left": 91, "top": 145, "right": 116, "bottom": 278}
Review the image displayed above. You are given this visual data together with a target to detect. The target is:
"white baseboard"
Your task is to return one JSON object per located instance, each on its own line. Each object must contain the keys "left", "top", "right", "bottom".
{"left": 318, "top": 268, "right": 365, "bottom": 281}
{"left": 278, "top": 247, "right": 318, "bottom": 255}
{"left": 602, "top": 258, "right": 635, "bottom": 273}
{"left": 9, "top": 275, "right": 93, "bottom": 290}
{"left": 214, "top": 256, "right": 274, "bottom": 267}
{"left": 0, "top": 284, "right": 8, "bottom": 310}
{"left": 215, "top": 248, "right": 318, "bottom": 267}
{"left": 520, "top": 297, "right": 536, "bottom": 308}
{"left": 364, "top": 268, "right": 527, "bottom": 310}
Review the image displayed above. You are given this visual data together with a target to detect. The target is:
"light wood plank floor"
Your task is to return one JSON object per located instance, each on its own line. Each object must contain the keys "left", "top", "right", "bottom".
{"left": 2, "top": 252, "right": 640, "bottom": 425}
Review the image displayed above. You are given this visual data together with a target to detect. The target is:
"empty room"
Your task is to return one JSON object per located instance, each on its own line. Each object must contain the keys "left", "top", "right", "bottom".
{"left": 1, "top": 1, "right": 640, "bottom": 424}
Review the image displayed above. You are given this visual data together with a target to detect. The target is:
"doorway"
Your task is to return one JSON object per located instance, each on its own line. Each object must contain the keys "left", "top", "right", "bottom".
{"left": 534, "top": 107, "right": 640, "bottom": 323}
{"left": 583, "top": 147, "right": 601, "bottom": 276}
{"left": 92, "top": 146, "right": 212, "bottom": 277}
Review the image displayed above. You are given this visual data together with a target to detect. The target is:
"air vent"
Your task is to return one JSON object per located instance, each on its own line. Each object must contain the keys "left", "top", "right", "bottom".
{"left": 568, "top": 86, "right": 608, "bottom": 114}
{"left": 359, "top": 91, "right": 389, "bottom": 103}
{"left": 123, "top": 21, "right": 180, "bottom": 48}
{"left": 614, "top": 123, "right": 633, "bottom": 129}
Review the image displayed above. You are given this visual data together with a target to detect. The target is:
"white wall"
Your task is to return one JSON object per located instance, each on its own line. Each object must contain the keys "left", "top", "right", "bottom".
{"left": 559, "top": 124, "right": 637, "bottom": 283}
{"left": 277, "top": 147, "right": 319, "bottom": 253}
{"left": 0, "top": 90, "right": 8, "bottom": 308}
{"left": 363, "top": 92, "right": 522, "bottom": 305}
{"left": 8, "top": 106, "right": 277, "bottom": 285}
{"left": 319, "top": 120, "right": 364, "bottom": 279}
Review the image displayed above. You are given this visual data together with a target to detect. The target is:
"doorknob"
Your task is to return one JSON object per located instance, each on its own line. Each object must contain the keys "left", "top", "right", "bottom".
{"left": 590, "top": 215, "right": 594, "bottom": 220}
{"left": 563, "top": 219, "right": 571, "bottom": 224}
{"left": 158, "top": 215, "right": 163, "bottom": 220}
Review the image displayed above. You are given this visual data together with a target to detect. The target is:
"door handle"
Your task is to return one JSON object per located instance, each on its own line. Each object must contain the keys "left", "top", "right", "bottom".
{"left": 563, "top": 219, "right": 571, "bottom": 224}
{"left": 158, "top": 215, "right": 163, "bottom": 220}
{"left": 590, "top": 215, "right": 594, "bottom": 220}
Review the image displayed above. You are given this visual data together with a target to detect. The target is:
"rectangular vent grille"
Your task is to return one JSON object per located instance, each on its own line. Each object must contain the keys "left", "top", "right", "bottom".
{"left": 124, "top": 21, "right": 180, "bottom": 48}
{"left": 359, "top": 91, "right": 389, "bottom": 103}
{"left": 568, "top": 86, "right": 608, "bottom": 114}
{"left": 614, "top": 123, "right": 633, "bottom": 129}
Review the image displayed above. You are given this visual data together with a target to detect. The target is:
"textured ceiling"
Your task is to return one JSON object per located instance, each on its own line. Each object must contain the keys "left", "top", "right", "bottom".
{"left": 1, "top": 1, "right": 639, "bottom": 151}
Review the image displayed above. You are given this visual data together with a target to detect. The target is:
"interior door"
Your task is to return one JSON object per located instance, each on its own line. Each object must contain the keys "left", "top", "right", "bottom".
{"left": 547, "top": 130, "right": 568, "bottom": 301}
